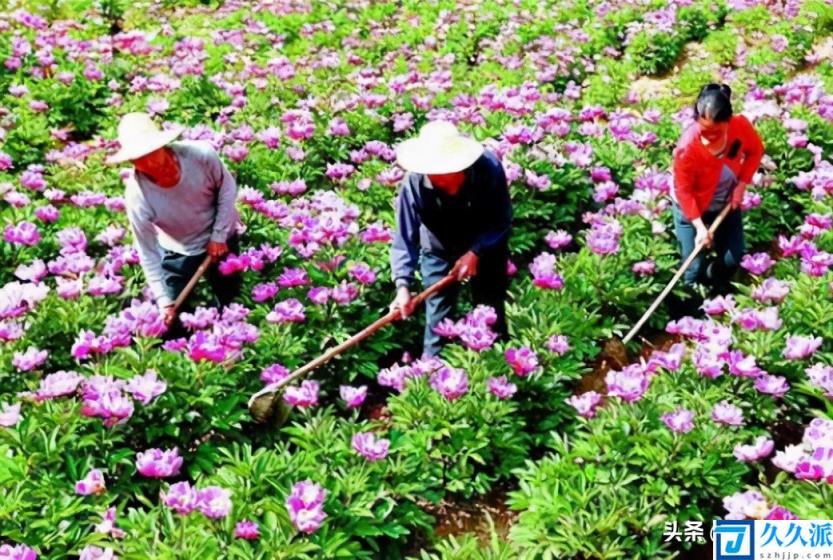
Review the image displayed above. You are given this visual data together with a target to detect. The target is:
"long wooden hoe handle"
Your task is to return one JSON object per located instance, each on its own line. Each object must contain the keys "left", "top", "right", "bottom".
{"left": 622, "top": 203, "right": 733, "bottom": 345}
{"left": 247, "top": 273, "right": 458, "bottom": 408}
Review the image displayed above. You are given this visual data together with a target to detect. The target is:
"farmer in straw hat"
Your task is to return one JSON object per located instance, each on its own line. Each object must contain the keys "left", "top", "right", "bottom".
{"left": 391, "top": 120, "right": 513, "bottom": 357}
{"left": 107, "top": 112, "right": 242, "bottom": 337}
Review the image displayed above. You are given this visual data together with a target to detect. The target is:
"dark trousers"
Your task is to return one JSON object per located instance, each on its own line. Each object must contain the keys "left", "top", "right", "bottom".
{"left": 420, "top": 247, "right": 509, "bottom": 357}
{"left": 160, "top": 235, "right": 242, "bottom": 339}
{"left": 671, "top": 203, "right": 744, "bottom": 316}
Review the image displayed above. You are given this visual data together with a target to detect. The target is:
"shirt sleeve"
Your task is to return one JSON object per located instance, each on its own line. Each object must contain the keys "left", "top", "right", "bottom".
{"left": 736, "top": 115, "right": 765, "bottom": 185}
{"left": 470, "top": 158, "right": 512, "bottom": 255}
{"left": 673, "top": 143, "right": 702, "bottom": 221}
{"left": 125, "top": 183, "right": 172, "bottom": 308}
{"left": 204, "top": 145, "right": 239, "bottom": 243}
{"left": 390, "top": 177, "right": 420, "bottom": 289}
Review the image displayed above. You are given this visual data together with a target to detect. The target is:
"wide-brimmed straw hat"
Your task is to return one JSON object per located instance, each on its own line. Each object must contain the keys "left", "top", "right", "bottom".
{"left": 395, "top": 120, "right": 484, "bottom": 174}
{"left": 106, "top": 112, "right": 183, "bottom": 164}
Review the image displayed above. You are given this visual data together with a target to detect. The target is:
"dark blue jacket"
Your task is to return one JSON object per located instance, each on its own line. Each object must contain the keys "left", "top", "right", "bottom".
{"left": 390, "top": 150, "right": 512, "bottom": 288}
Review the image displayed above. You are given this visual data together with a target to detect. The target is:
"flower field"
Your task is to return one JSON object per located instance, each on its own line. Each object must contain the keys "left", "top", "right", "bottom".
{"left": 1, "top": 0, "right": 833, "bottom": 558}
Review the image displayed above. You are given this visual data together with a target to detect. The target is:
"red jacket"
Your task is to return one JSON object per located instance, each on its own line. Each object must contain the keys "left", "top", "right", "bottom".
{"left": 672, "top": 114, "right": 764, "bottom": 221}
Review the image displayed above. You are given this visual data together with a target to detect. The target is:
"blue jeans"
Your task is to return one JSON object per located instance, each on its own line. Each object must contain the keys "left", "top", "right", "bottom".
{"left": 420, "top": 247, "right": 509, "bottom": 357}
{"left": 672, "top": 203, "right": 745, "bottom": 294}
{"left": 160, "top": 234, "right": 242, "bottom": 339}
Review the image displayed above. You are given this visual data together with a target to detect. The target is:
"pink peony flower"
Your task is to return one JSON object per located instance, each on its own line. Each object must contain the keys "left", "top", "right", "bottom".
{"left": 75, "top": 468, "right": 106, "bottom": 496}
{"left": 711, "top": 401, "right": 744, "bottom": 426}
{"left": 136, "top": 448, "right": 183, "bottom": 478}
{"left": 351, "top": 432, "right": 390, "bottom": 461}
{"left": 429, "top": 366, "right": 469, "bottom": 401}
{"left": 662, "top": 408, "right": 695, "bottom": 434}
{"left": 197, "top": 486, "right": 232, "bottom": 519}
{"left": 547, "top": 334, "right": 570, "bottom": 355}
{"left": 566, "top": 391, "right": 603, "bottom": 418}
{"left": 487, "top": 376, "right": 518, "bottom": 399}
{"left": 606, "top": 365, "right": 649, "bottom": 403}
{"left": 505, "top": 347, "right": 539, "bottom": 376}
{"left": 235, "top": 520, "right": 260, "bottom": 540}
{"left": 125, "top": 369, "right": 166, "bottom": 405}
{"left": 339, "top": 385, "right": 367, "bottom": 408}
{"left": 733, "top": 436, "right": 775, "bottom": 462}
{"left": 283, "top": 380, "right": 319, "bottom": 407}
{"left": 285, "top": 480, "right": 327, "bottom": 534}
{"left": 783, "top": 334, "right": 823, "bottom": 360}
{"left": 740, "top": 252, "right": 776, "bottom": 275}
{"left": 162, "top": 481, "right": 198, "bottom": 515}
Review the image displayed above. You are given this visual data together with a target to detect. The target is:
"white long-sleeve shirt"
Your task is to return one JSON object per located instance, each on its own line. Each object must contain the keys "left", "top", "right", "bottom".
{"left": 124, "top": 140, "right": 239, "bottom": 308}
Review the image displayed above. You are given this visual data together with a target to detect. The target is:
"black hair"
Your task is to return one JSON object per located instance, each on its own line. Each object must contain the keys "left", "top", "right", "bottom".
{"left": 693, "top": 83, "right": 733, "bottom": 122}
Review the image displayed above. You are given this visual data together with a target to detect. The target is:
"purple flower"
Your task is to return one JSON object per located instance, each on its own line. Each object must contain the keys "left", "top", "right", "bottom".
{"left": 711, "top": 401, "right": 744, "bottom": 426}
{"left": 235, "top": 520, "right": 260, "bottom": 540}
{"left": 529, "top": 252, "right": 564, "bottom": 289}
{"left": 772, "top": 444, "right": 806, "bottom": 473}
{"left": 75, "top": 468, "right": 106, "bottom": 496}
{"left": 94, "top": 507, "right": 125, "bottom": 539}
{"left": 378, "top": 364, "right": 410, "bottom": 392}
{"left": 266, "top": 299, "right": 306, "bottom": 323}
{"left": 783, "top": 334, "right": 823, "bottom": 360}
{"left": 0, "top": 545, "right": 37, "bottom": 560}
{"left": 547, "top": 335, "right": 570, "bottom": 355}
{"left": 12, "top": 346, "right": 47, "bottom": 372}
{"left": 726, "top": 350, "right": 764, "bottom": 378}
{"left": 702, "top": 295, "right": 736, "bottom": 315}
{"left": 349, "top": 262, "right": 377, "bottom": 285}
{"left": 339, "top": 385, "right": 367, "bottom": 408}
{"left": 78, "top": 546, "right": 115, "bottom": 560}
{"left": 754, "top": 374, "right": 790, "bottom": 398}
{"left": 487, "top": 376, "right": 518, "bottom": 399}
{"left": 277, "top": 267, "right": 309, "bottom": 288}
{"left": 505, "top": 347, "right": 540, "bottom": 376}
{"left": 136, "top": 448, "right": 183, "bottom": 478}
{"left": 632, "top": 260, "right": 656, "bottom": 276}
{"left": 162, "top": 481, "right": 198, "bottom": 515}
{"left": 284, "top": 380, "right": 319, "bottom": 407}
{"left": 733, "top": 436, "right": 775, "bottom": 462}
{"left": 566, "top": 391, "right": 603, "bottom": 418}
{"left": 458, "top": 322, "right": 498, "bottom": 351}
{"left": 606, "top": 364, "right": 650, "bottom": 403}
{"left": 661, "top": 408, "right": 695, "bottom": 434}
{"left": 740, "top": 253, "right": 776, "bottom": 275}
{"left": 429, "top": 366, "right": 469, "bottom": 401}
{"left": 197, "top": 486, "right": 232, "bottom": 519}
{"left": 125, "top": 369, "right": 166, "bottom": 405}
{"left": 765, "top": 506, "right": 799, "bottom": 521}
{"left": 544, "top": 230, "right": 572, "bottom": 250}
{"left": 261, "top": 363, "right": 290, "bottom": 385}
{"left": 586, "top": 220, "right": 622, "bottom": 255}
{"left": 180, "top": 307, "right": 219, "bottom": 330}
{"left": 723, "top": 490, "right": 769, "bottom": 520}
{"left": 0, "top": 403, "right": 23, "bottom": 428}
{"left": 35, "top": 370, "right": 83, "bottom": 401}
{"left": 285, "top": 480, "right": 327, "bottom": 534}
{"left": 331, "top": 281, "right": 359, "bottom": 305}
{"left": 307, "top": 287, "right": 330, "bottom": 305}
{"left": 4, "top": 221, "right": 41, "bottom": 246}
{"left": 351, "top": 432, "right": 390, "bottom": 461}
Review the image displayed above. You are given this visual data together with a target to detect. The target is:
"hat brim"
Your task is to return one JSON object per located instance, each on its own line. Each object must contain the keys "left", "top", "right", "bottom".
{"left": 106, "top": 129, "right": 183, "bottom": 164}
{"left": 395, "top": 136, "right": 484, "bottom": 174}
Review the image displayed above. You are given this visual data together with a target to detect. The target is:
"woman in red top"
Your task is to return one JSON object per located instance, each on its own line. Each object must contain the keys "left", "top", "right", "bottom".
{"left": 672, "top": 83, "right": 764, "bottom": 302}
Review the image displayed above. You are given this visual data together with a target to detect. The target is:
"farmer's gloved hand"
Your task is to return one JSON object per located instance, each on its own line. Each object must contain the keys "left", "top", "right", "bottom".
{"left": 206, "top": 241, "right": 229, "bottom": 261}
{"left": 163, "top": 304, "right": 176, "bottom": 326}
{"left": 693, "top": 218, "right": 712, "bottom": 249}
{"left": 390, "top": 286, "right": 414, "bottom": 318}
{"left": 452, "top": 251, "right": 479, "bottom": 281}
{"left": 730, "top": 181, "right": 747, "bottom": 210}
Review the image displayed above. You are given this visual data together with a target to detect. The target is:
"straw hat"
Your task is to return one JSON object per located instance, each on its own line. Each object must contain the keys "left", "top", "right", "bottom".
{"left": 395, "top": 120, "right": 484, "bottom": 174}
{"left": 106, "top": 112, "right": 183, "bottom": 164}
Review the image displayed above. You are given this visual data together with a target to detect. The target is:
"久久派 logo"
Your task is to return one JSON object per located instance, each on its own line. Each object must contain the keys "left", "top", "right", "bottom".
{"left": 713, "top": 520, "right": 755, "bottom": 560}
